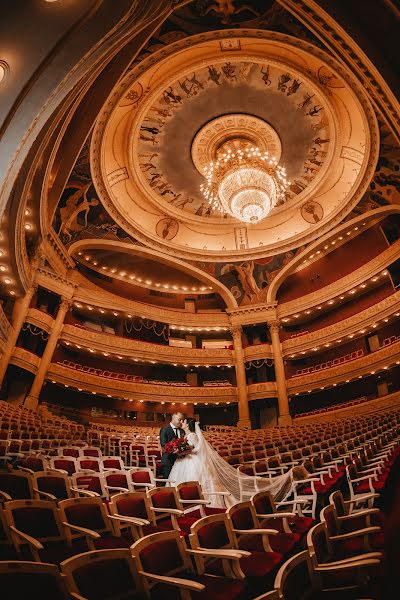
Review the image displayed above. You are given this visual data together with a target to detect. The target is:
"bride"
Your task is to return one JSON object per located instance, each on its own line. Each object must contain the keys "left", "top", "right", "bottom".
{"left": 168, "top": 418, "right": 293, "bottom": 508}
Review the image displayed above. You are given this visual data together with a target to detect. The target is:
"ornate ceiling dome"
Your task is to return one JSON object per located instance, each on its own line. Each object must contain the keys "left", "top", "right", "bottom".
{"left": 92, "top": 30, "right": 378, "bottom": 262}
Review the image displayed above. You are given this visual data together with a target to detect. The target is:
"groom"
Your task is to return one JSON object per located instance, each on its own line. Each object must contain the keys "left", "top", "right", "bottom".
{"left": 160, "top": 412, "right": 184, "bottom": 479}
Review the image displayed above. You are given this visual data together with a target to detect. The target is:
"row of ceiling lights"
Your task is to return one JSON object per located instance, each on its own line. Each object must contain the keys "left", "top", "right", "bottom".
{"left": 62, "top": 340, "right": 233, "bottom": 367}
{"left": 288, "top": 310, "right": 399, "bottom": 358}
{"left": 76, "top": 253, "right": 212, "bottom": 293}
{"left": 300, "top": 223, "right": 367, "bottom": 267}
{"left": 294, "top": 359, "right": 400, "bottom": 395}
{"left": 0, "top": 209, "right": 33, "bottom": 296}
{"left": 282, "top": 270, "right": 389, "bottom": 323}
{"left": 72, "top": 302, "right": 228, "bottom": 331}
{"left": 48, "top": 380, "right": 231, "bottom": 406}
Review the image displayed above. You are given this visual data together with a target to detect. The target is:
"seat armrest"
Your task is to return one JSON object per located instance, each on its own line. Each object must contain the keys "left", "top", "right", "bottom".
{"left": 70, "top": 486, "right": 100, "bottom": 498}
{"left": 61, "top": 521, "right": 101, "bottom": 540}
{"left": 138, "top": 570, "right": 205, "bottom": 592}
{"left": 108, "top": 514, "right": 150, "bottom": 526}
{"left": 330, "top": 526, "right": 381, "bottom": 540}
{"left": 338, "top": 508, "right": 379, "bottom": 520}
{"left": 257, "top": 512, "right": 296, "bottom": 519}
{"left": 0, "top": 489, "right": 12, "bottom": 501}
{"left": 232, "top": 528, "right": 278, "bottom": 535}
{"left": 314, "top": 558, "right": 381, "bottom": 572}
{"left": 104, "top": 485, "right": 130, "bottom": 493}
{"left": 33, "top": 487, "right": 57, "bottom": 501}
{"left": 180, "top": 499, "right": 210, "bottom": 505}
{"left": 150, "top": 507, "right": 184, "bottom": 516}
{"left": 9, "top": 525, "right": 44, "bottom": 550}
{"left": 187, "top": 548, "right": 250, "bottom": 559}
{"left": 203, "top": 491, "right": 231, "bottom": 496}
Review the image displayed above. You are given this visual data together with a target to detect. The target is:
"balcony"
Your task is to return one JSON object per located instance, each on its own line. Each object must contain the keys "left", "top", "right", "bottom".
{"left": 26, "top": 308, "right": 55, "bottom": 333}
{"left": 10, "top": 347, "right": 40, "bottom": 374}
{"left": 244, "top": 343, "right": 273, "bottom": 361}
{"left": 47, "top": 361, "right": 238, "bottom": 403}
{"left": 60, "top": 324, "right": 234, "bottom": 365}
{"left": 287, "top": 339, "right": 400, "bottom": 393}
{"left": 282, "top": 291, "right": 400, "bottom": 355}
{"left": 278, "top": 240, "right": 400, "bottom": 317}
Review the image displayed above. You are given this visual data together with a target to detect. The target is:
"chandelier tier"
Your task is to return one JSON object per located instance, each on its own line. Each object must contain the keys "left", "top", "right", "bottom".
{"left": 200, "top": 139, "right": 289, "bottom": 224}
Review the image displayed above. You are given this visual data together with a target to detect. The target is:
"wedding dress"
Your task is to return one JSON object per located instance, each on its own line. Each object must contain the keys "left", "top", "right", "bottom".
{"left": 168, "top": 423, "right": 293, "bottom": 508}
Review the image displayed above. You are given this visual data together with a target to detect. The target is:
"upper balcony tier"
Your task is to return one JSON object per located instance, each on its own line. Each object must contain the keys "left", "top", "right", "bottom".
{"left": 60, "top": 323, "right": 235, "bottom": 365}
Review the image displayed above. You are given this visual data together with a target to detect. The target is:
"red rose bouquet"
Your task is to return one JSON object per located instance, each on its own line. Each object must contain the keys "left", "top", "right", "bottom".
{"left": 164, "top": 437, "right": 191, "bottom": 458}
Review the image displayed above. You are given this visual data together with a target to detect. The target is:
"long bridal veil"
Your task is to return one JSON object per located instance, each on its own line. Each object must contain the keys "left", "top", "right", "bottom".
{"left": 195, "top": 423, "right": 292, "bottom": 504}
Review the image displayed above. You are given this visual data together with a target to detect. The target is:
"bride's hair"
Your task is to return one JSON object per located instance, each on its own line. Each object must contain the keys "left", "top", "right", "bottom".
{"left": 186, "top": 418, "right": 197, "bottom": 432}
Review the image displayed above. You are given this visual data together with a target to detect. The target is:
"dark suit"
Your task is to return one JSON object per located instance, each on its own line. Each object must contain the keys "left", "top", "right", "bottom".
{"left": 160, "top": 423, "right": 183, "bottom": 479}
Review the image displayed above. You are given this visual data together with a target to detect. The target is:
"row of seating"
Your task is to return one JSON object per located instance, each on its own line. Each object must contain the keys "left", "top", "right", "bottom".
{"left": 293, "top": 348, "right": 364, "bottom": 376}
{"left": 295, "top": 395, "right": 369, "bottom": 418}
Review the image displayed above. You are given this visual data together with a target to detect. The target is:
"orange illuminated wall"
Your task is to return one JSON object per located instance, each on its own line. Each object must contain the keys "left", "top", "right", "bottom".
{"left": 278, "top": 226, "right": 389, "bottom": 303}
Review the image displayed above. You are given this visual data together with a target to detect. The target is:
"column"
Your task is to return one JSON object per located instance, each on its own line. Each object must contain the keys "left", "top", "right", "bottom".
{"left": 0, "top": 285, "right": 37, "bottom": 386}
{"left": 269, "top": 320, "right": 292, "bottom": 426}
{"left": 231, "top": 326, "right": 251, "bottom": 429}
{"left": 24, "top": 297, "right": 71, "bottom": 411}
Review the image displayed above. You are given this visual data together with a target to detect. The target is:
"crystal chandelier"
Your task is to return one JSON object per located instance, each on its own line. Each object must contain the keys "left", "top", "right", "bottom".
{"left": 200, "top": 140, "right": 289, "bottom": 223}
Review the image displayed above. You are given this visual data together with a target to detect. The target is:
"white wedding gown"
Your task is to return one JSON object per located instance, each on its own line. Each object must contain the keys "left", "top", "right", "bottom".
{"left": 168, "top": 424, "right": 293, "bottom": 508}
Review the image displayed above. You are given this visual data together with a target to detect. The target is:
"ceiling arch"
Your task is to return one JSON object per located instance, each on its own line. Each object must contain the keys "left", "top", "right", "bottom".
{"left": 68, "top": 238, "right": 238, "bottom": 309}
{"left": 267, "top": 205, "right": 400, "bottom": 304}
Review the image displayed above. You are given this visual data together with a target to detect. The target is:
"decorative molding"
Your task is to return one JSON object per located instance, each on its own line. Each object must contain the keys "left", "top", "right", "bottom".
{"left": 26, "top": 308, "right": 55, "bottom": 334}
{"left": 279, "top": 241, "right": 400, "bottom": 316}
{"left": 287, "top": 340, "right": 400, "bottom": 392}
{"left": 228, "top": 304, "right": 277, "bottom": 327}
{"left": 73, "top": 286, "right": 230, "bottom": 327}
{"left": 279, "top": 0, "right": 400, "bottom": 142}
{"left": 92, "top": 28, "right": 378, "bottom": 262}
{"left": 60, "top": 324, "right": 234, "bottom": 365}
{"left": 47, "top": 362, "right": 238, "bottom": 403}
{"left": 282, "top": 291, "right": 400, "bottom": 355}
{"left": 10, "top": 347, "right": 40, "bottom": 374}
{"left": 35, "top": 267, "right": 77, "bottom": 298}
{"left": 247, "top": 381, "right": 278, "bottom": 400}
{"left": 243, "top": 344, "right": 273, "bottom": 362}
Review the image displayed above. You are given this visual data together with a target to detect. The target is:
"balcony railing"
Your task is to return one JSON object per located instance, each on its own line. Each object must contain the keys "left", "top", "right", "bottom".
{"left": 47, "top": 362, "right": 238, "bottom": 403}
{"left": 60, "top": 324, "right": 234, "bottom": 365}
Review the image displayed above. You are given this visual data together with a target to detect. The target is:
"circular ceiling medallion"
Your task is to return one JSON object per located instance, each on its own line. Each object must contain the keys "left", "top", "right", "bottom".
{"left": 191, "top": 114, "right": 282, "bottom": 175}
{"left": 92, "top": 30, "right": 378, "bottom": 261}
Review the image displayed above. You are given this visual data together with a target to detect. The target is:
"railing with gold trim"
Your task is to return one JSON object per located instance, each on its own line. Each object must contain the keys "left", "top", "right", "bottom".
{"left": 287, "top": 340, "right": 400, "bottom": 393}
{"left": 10, "top": 347, "right": 40, "bottom": 374}
{"left": 60, "top": 324, "right": 234, "bottom": 365}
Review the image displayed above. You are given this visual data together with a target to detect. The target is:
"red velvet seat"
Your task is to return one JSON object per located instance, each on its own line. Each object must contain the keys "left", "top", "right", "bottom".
{"left": 59, "top": 497, "right": 133, "bottom": 551}
{"left": 0, "top": 471, "right": 33, "bottom": 500}
{"left": 228, "top": 502, "right": 299, "bottom": 556}
{"left": 0, "top": 561, "right": 70, "bottom": 600}
{"left": 251, "top": 490, "right": 314, "bottom": 537}
{"left": 132, "top": 531, "right": 249, "bottom": 600}
{"left": 147, "top": 487, "right": 201, "bottom": 534}
{"left": 61, "top": 549, "right": 142, "bottom": 600}
{"left": 4, "top": 500, "right": 86, "bottom": 564}
{"left": 191, "top": 513, "right": 283, "bottom": 582}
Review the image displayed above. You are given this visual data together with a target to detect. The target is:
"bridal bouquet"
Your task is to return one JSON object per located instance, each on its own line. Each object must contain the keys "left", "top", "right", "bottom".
{"left": 164, "top": 437, "right": 191, "bottom": 458}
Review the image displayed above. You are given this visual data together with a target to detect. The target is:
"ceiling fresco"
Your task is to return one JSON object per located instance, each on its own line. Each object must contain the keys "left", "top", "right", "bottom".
{"left": 47, "top": 3, "right": 399, "bottom": 309}
{"left": 137, "top": 59, "right": 330, "bottom": 220}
